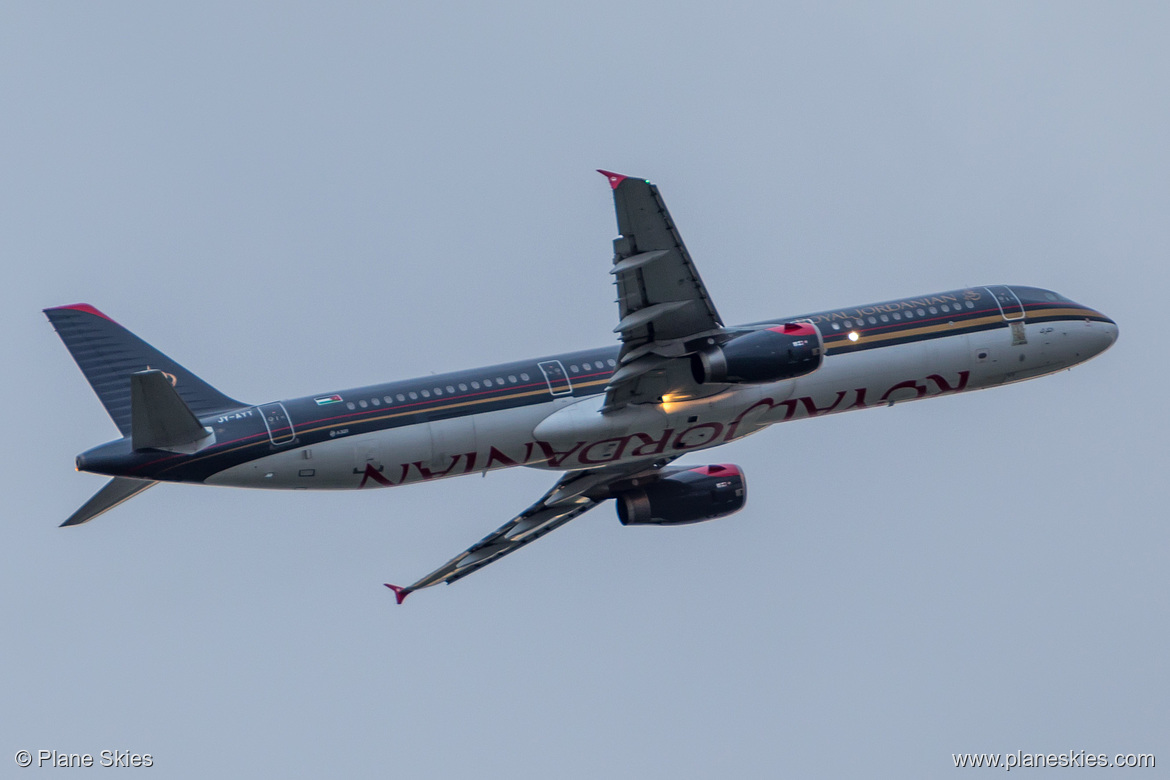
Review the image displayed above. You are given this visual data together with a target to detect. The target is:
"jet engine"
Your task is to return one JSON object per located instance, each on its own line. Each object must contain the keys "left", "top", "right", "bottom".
{"left": 691, "top": 322, "right": 822, "bottom": 384}
{"left": 614, "top": 464, "right": 746, "bottom": 526}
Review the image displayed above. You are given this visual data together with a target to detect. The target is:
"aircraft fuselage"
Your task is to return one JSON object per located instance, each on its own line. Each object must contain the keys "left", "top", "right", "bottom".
{"left": 76, "top": 285, "right": 1116, "bottom": 490}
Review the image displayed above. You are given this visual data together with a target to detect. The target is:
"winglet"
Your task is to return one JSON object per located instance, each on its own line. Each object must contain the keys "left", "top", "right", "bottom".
{"left": 597, "top": 169, "right": 628, "bottom": 190}
{"left": 384, "top": 584, "right": 411, "bottom": 604}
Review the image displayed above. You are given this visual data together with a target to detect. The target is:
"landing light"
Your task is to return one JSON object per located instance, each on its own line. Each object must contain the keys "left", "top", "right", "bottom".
{"left": 660, "top": 392, "right": 692, "bottom": 413}
{"left": 848, "top": 331, "right": 860, "bottom": 342}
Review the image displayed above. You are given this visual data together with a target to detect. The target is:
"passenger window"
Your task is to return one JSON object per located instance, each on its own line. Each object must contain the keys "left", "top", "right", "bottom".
{"left": 483, "top": 379, "right": 492, "bottom": 387}
{"left": 880, "top": 314, "right": 889, "bottom": 322}
{"left": 520, "top": 373, "right": 530, "bottom": 380}
{"left": 346, "top": 402, "right": 356, "bottom": 410}
{"left": 371, "top": 398, "right": 380, "bottom": 406}
{"left": 396, "top": 394, "right": 405, "bottom": 402}
{"left": 868, "top": 316, "right": 876, "bottom": 324}
{"left": 458, "top": 383, "right": 467, "bottom": 391}
{"left": 447, "top": 385, "right": 455, "bottom": 393}
{"left": 940, "top": 305, "right": 950, "bottom": 313}
{"left": 359, "top": 400, "right": 368, "bottom": 408}
{"left": 570, "top": 364, "right": 579, "bottom": 373}
{"left": 831, "top": 322, "right": 841, "bottom": 330}
{"left": 966, "top": 301, "right": 975, "bottom": 309}
{"left": 606, "top": 359, "right": 616, "bottom": 367}
{"left": 471, "top": 381, "right": 480, "bottom": 389}
{"left": 893, "top": 312, "right": 902, "bottom": 320}
{"left": 496, "top": 377, "right": 504, "bottom": 385}
{"left": 409, "top": 392, "right": 418, "bottom": 400}
{"left": 929, "top": 306, "right": 937, "bottom": 314}
{"left": 508, "top": 375, "right": 516, "bottom": 383}
{"left": 917, "top": 308, "right": 926, "bottom": 316}
{"left": 421, "top": 390, "right": 430, "bottom": 398}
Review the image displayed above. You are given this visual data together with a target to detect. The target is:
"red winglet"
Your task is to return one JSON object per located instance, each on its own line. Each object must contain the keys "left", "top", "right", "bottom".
{"left": 384, "top": 584, "right": 411, "bottom": 604}
{"left": 46, "top": 303, "right": 117, "bottom": 323}
{"left": 597, "top": 169, "right": 628, "bottom": 190}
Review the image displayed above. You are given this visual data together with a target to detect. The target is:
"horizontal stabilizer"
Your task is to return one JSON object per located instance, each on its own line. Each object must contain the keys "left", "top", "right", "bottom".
{"left": 131, "top": 370, "right": 215, "bottom": 453}
{"left": 62, "top": 477, "right": 156, "bottom": 527}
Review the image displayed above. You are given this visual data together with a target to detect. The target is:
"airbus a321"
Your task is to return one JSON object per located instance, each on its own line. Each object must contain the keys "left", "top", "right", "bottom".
{"left": 46, "top": 170, "right": 1118, "bottom": 602}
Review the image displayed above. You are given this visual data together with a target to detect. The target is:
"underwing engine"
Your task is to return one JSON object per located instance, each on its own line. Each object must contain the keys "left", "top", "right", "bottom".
{"left": 691, "top": 322, "right": 822, "bottom": 384}
{"left": 613, "top": 464, "right": 746, "bottom": 526}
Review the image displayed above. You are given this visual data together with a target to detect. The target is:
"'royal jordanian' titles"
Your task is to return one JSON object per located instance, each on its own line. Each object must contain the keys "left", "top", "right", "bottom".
{"left": 45, "top": 170, "right": 1118, "bottom": 602}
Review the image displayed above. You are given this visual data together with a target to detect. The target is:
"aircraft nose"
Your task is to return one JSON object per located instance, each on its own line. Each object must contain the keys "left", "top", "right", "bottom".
{"left": 1072, "top": 313, "right": 1118, "bottom": 362}
{"left": 1101, "top": 317, "right": 1119, "bottom": 345}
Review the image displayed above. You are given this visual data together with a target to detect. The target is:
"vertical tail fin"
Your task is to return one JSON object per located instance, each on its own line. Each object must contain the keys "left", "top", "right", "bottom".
{"left": 44, "top": 304, "right": 246, "bottom": 436}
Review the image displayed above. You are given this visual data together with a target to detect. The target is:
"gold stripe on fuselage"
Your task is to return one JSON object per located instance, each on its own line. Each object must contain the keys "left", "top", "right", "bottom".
{"left": 165, "top": 379, "right": 614, "bottom": 472}
{"left": 168, "top": 306, "right": 1105, "bottom": 473}
{"left": 821, "top": 306, "right": 1106, "bottom": 352}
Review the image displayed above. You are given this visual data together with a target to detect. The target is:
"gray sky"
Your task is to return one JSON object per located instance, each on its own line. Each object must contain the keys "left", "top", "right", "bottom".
{"left": 2, "top": 2, "right": 1166, "bottom": 777}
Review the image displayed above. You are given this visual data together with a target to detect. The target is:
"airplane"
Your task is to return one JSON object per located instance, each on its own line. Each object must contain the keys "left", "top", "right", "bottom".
{"left": 45, "top": 170, "right": 1118, "bottom": 603}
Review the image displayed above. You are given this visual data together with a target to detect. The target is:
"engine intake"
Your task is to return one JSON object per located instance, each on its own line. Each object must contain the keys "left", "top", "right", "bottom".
{"left": 615, "top": 464, "right": 746, "bottom": 526}
{"left": 691, "top": 322, "right": 822, "bottom": 384}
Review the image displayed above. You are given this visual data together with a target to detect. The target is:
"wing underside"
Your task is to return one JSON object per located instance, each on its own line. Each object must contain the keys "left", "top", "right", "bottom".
{"left": 385, "top": 459, "right": 675, "bottom": 602}
{"left": 598, "top": 171, "right": 730, "bottom": 410}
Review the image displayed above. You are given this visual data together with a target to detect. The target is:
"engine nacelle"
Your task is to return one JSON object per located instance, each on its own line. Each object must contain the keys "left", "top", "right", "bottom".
{"left": 615, "top": 464, "right": 746, "bottom": 526}
{"left": 691, "top": 322, "right": 822, "bottom": 384}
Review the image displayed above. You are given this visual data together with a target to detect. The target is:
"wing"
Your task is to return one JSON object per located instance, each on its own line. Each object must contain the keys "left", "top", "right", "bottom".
{"left": 598, "top": 171, "right": 731, "bottom": 410}
{"left": 384, "top": 459, "right": 675, "bottom": 603}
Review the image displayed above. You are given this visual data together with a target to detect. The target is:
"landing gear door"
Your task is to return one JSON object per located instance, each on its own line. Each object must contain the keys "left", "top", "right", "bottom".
{"left": 984, "top": 285, "right": 1025, "bottom": 321}
{"left": 259, "top": 402, "right": 296, "bottom": 446}
{"left": 538, "top": 360, "right": 573, "bottom": 396}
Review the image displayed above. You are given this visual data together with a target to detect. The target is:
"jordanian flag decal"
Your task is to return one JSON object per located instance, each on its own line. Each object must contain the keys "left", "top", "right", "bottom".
{"left": 314, "top": 394, "right": 343, "bottom": 406}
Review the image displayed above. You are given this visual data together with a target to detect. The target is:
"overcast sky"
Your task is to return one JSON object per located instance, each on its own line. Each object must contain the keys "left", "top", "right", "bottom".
{"left": 2, "top": 2, "right": 1166, "bottom": 777}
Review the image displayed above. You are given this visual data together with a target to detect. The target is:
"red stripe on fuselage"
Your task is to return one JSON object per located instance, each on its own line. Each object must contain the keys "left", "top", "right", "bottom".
{"left": 131, "top": 369, "right": 616, "bottom": 476}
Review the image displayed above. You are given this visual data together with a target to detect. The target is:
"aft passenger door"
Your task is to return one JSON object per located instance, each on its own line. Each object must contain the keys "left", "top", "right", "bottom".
{"left": 258, "top": 402, "right": 295, "bottom": 446}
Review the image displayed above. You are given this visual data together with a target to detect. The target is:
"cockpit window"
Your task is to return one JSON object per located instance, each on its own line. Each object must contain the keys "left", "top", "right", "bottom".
{"left": 1015, "top": 285, "right": 1071, "bottom": 303}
